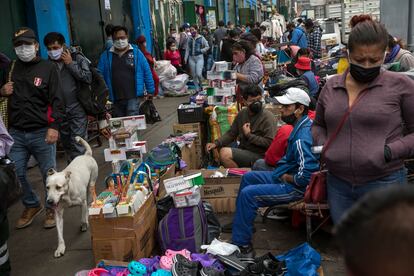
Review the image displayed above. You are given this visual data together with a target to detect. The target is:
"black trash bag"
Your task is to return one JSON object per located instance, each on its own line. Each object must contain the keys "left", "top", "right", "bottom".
{"left": 203, "top": 201, "right": 221, "bottom": 243}
{"left": 139, "top": 99, "right": 162, "bottom": 124}
{"left": 156, "top": 195, "right": 174, "bottom": 222}
{"left": 0, "top": 157, "right": 22, "bottom": 208}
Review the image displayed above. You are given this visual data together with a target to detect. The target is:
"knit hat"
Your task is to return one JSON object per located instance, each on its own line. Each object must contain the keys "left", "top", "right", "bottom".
{"left": 295, "top": 56, "right": 311, "bottom": 71}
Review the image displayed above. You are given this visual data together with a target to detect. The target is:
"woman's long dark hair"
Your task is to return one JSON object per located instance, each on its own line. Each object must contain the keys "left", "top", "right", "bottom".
{"left": 232, "top": 40, "right": 256, "bottom": 60}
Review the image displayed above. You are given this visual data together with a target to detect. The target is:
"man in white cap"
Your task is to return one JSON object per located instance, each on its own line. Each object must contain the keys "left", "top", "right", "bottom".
{"left": 225, "top": 87, "right": 320, "bottom": 257}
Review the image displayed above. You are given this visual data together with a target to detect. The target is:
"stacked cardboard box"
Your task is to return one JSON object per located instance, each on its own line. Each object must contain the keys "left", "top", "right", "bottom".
{"left": 89, "top": 193, "right": 157, "bottom": 264}
{"left": 173, "top": 123, "right": 206, "bottom": 169}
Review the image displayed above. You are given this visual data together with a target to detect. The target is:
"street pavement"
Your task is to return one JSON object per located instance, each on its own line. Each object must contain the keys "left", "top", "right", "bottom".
{"left": 6, "top": 96, "right": 346, "bottom": 276}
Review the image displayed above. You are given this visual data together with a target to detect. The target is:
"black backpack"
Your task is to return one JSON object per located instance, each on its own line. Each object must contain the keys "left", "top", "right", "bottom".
{"left": 77, "top": 67, "right": 109, "bottom": 118}
{"left": 72, "top": 51, "right": 109, "bottom": 118}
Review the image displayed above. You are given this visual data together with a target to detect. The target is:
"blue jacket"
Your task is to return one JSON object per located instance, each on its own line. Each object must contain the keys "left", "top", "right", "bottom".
{"left": 291, "top": 27, "right": 308, "bottom": 49}
{"left": 301, "top": 71, "right": 319, "bottom": 97}
{"left": 272, "top": 116, "right": 319, "bottom": 188}
{"left": 97, "top": 44, "right": 155, "bottom": 102}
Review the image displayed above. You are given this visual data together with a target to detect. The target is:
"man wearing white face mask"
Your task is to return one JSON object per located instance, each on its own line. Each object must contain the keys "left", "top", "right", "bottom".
{"left": 98, "top": 26, "right": 155, "bottom": 117}
{"left": 44, "top": 32, "right": 91, "bottom": 162}
{"left": 0, "top": 27, "right": 65, "bottom": 230}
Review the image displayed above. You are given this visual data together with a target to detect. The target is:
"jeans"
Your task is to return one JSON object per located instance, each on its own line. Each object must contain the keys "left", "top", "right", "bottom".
{"left": 9, "top": 128, "right": 56, "bottom": 209}
{"left": 252, "top": 159, "right": 276, "bottom": 171}
{"left": 232, "top": 171, "right": 304, "bottom": 246}
{"left": 60, "top": 103, "right": 88, "bottom": 162}
{"left": 188, "top": 55, "right": 204, "bottom": 91}
{"left": 113, "top": 97, "right": 142, "bottom": 118}
{"left": 203, "top": 53, "right": 214, "bottom": 78}
{"left": 327, "top": 168, "right": 407, "bottom": 224}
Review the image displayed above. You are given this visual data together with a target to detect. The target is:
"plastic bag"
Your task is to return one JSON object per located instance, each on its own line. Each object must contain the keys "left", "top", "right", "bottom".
{"left": 139, "top": 100, "right": 161, "bottom": 124}
{"left": 201, "top": 238, "right": 240, "bottom": 256}
{"left": 276, "top": 242, "right": 321, "bottom": 276}
{"left": 156, "top": 60, "right": 177, "bottom": 82}
{"left": 162, "top": 74, "right": 189, "bottom": 92}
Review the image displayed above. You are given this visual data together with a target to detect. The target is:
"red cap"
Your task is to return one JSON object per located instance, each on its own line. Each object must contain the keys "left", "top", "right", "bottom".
{"left": 295, "top": 56, "right": 311, "bottom": 71}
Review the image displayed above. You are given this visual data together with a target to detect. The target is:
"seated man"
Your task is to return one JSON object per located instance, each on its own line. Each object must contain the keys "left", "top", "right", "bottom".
{"left": 228, "top": 88, "right": 319, "bottom": 255}
{"left": 206, "top": 84, "right": 276, "bottom": 168}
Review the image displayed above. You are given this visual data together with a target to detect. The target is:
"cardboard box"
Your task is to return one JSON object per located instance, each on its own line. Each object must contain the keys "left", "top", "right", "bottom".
{"left": 173, "top": 123, "right": 205, "bottom": 168}
{"left": 157, "top": 164, "right": 176, "bottom": 200}
{"left": 181, "top": 142, "right": 198, "bottom": 170}
{"left": 187, "top": 169, "right": 248, "bottom": 213}
{"left": 90, "top": 193, "right": 157, "bottom": 263}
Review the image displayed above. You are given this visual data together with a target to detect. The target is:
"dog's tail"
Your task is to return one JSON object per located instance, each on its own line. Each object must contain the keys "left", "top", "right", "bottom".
{"left": 75, "top": 136, "right": 92, "bottom": 156}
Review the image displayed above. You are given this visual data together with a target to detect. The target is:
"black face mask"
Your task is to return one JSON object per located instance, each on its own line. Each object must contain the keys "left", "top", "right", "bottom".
{"left": 281, "top": 111, "right": 298, "bottom": 125}
{"left": 248, "top": 101, "right": 263, "bottom": 114}
{"left": 349, "top": 63, "right": 381, "bottom": 83}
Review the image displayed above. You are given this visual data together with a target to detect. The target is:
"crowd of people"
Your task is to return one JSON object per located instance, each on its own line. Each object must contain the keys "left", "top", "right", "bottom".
{"left": 1, "top": 11, "right": 414, "bottom": 275}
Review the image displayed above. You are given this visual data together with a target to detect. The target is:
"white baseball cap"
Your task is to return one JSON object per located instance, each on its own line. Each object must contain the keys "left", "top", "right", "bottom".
{"left": 274, "top": 87, "right": 311, "bottom": 106}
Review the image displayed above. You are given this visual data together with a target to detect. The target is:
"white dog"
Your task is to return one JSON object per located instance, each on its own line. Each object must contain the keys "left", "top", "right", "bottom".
{"left": 46, "top": 136, "right": 98, "bottom": 258}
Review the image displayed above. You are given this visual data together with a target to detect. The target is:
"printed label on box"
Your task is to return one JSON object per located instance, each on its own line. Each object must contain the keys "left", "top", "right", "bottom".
{"left": 164, "top": 176, "right": 192, "bottom": 194}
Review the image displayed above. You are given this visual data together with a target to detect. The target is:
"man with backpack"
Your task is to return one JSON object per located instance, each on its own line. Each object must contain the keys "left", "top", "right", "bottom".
{"left": 98, "top": 26, "right": 155, "bottom": 117}
{"left": 0, "top": 27, "right": 65, "bottom": 230}
{"left": 44, "top": 32, "right": 92, "bottom": 162}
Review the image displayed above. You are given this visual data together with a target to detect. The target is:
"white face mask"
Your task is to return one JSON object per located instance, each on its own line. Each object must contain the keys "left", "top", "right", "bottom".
{"left": 113, "top": 39, "right": 129, "bottom": 50}
{"left": 170, "top": 46, "right": 177, "bottom": 51}
{"left": 48, "top": 48, "right": 63, "bottom": 60}
{"left": 15, "top": 44, "right": 37, "bottom": 62}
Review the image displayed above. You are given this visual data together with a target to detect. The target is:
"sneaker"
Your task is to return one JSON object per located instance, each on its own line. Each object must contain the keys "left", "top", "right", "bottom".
{"left": 44, "top": 208, "right": 56, "bottom": 229}
{"left": 151, "top": 269, "right": 172, "bottom": 276}
{"left": 237, "top": 244, "right": 256, "bottom": 262}
{"left": 16, "top": 206, "right": 44, "bottom": 229}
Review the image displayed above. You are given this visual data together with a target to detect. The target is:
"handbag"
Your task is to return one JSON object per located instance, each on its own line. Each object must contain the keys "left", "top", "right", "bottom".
{"left": 0, "top": 156, "right": 23, "bottom": 207}
{"left": 304, "top": 90, "right": 368, "bottom": 204}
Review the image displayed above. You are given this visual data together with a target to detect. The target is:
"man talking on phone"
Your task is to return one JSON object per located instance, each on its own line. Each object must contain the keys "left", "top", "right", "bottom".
{"left": 44, "top": 32, "right": 91, "bottom": 162}
{"left": 0, "top": 27, "right": 65, "bottom": 230}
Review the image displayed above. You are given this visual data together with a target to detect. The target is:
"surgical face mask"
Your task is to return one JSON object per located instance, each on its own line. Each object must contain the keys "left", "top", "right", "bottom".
{"left": 348, "top": 51, "right": 385, "bottom": 83}
{"left": 48, "top": 48, "right": 63, "bottom": 60}
{"left": 248, "top": 101, "right": 263, "bottom": 114}
{"left": 113, "top": 38, "right": 129, "bottom": 50}
{"left": 281, "top": 109, "right": 298, "bottom": 125}
{"left": 170, "top": 46, "right": 177, "bottom": 51}
{"left": 191, "top": 31, "right": 197, "bottom": 37}
{"left": 349, "top": 63, "right": 381, "bottom": 83}
{"left": 15, "top": 44, "right": 37, "bottom": 62}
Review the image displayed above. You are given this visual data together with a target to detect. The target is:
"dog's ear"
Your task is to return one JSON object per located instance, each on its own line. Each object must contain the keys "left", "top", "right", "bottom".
{"left": 65, "top": 171, "right": 72, "bottom": 179}
{"left": 47, "top": 168, "right": 57, "bottom": 176}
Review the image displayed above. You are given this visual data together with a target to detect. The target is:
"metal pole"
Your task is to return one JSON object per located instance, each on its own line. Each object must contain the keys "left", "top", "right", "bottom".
{"left": 341, "top": 0, "right": 346, "bottom": 44}
{"left": 408, "top": 0, "right": 414, "bottom": 50}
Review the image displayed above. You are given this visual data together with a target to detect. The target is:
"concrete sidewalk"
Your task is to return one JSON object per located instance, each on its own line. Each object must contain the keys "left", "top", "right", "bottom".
{"left": 6, "top": 96, "right": 345, "bottom": 276}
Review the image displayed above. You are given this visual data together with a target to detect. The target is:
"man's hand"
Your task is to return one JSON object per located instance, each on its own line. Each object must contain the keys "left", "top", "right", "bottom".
{"left": 61, "top": 50, "right": 73, "bottom": 65}
{"left": 45, "top": 128, "right": 59, "bottom": 144}
{"left": 242, "top": 123, "right": 251, "bottom": 137}
{"left": 206, "top": 143, "right": 217, "bottom": 152}
{"left": 1, "top": 82, "right": 14, "bottom": 96}
{"left": 280, "top": 174, "right": 294, "bottom": 184}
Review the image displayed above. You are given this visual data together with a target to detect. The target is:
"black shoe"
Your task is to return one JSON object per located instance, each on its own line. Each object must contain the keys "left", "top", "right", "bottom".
{"left": 222, "top": 223, "right": 256, "bottom": 234}
{"left": 237, "top": 244, "right": 256, "bottom": 262}
{"left": 173, "top": 254, "right": 199, "bottom": 268}
{"left": 241, "top": 255, "right": 287, "bottom": 276}
{"left": 200, "top": 267, "right": 225, "bottom": 276}
{"left": 172, "top": 256, "right": 199, "bottom": 276}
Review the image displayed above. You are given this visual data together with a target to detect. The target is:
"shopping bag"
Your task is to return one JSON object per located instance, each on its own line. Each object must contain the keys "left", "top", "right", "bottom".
{"left": 139, "top": 99, "right": 162, "bottom": 124}
{"left": 0, "top": 157, "right": 23, "bottom": 207}
{"left": 276, "top": 242, "right": 321, "bottom": 276}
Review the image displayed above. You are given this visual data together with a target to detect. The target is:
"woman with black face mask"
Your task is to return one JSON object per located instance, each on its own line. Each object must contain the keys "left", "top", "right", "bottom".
{"left": 312, "top": 15, "right": 414, "bottom": 225}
